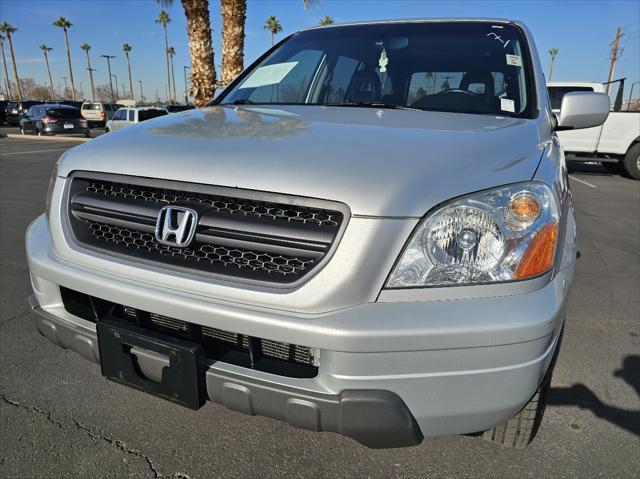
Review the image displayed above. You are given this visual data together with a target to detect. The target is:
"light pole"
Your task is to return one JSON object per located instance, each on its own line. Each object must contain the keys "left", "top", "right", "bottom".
{"left": 100, "top": 54, "right": 116, "bottom": 103}
{"left": 111, "top": 74, "right": 119, "bottom": 99}
{"left": 61, "top": 76, "right": 68, "bottom": 98}
{"left": 138, "top": 80, "right": 144, "bottom": 103}
{"left": 183, "top": 66, "right": 191, "bottom": 105}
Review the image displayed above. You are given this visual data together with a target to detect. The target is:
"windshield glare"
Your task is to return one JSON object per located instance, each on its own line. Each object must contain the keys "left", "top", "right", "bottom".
{"left": 220, "top": 22, "right": 533, "bottom": 117}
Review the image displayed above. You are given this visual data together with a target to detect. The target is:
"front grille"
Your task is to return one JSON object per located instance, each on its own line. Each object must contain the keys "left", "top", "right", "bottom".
{"left": 66, "top": 173, "right": 347, "bottom": 286}
{"left": 88, "top": 221, "right": 316, "bottom": 278}
{"left": 61, "top": 287, "right": 319, "bottom": 378}
{"left": 87, "top": 180, "right": 341, "bottom": 227}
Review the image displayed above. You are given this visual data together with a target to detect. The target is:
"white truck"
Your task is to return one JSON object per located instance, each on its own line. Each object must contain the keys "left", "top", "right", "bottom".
{"left": 547, "top": 81, "right": 640, "bottom": 179}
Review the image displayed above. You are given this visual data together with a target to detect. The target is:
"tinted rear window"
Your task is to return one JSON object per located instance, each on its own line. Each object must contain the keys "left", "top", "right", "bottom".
{"left": 138, "top": 110, "right": 168, "bottom": 122}
{"left": 83, "top": 103, "right": 102, "bottom": 110}
{"left": 547, "top": 86, "right": 594, "bottom": 110}
{"left": 45, "top": 108, "right": 81, "bottom": 119}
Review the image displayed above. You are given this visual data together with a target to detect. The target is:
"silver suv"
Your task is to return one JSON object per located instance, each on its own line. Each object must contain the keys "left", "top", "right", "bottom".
{"left": 26, "top": 19, "right": 609, "bottom": 449}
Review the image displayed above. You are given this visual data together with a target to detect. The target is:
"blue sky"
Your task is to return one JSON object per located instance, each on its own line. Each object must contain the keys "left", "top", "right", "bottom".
{"left": 1, "top": 0, "right": 639, "bottom": 101}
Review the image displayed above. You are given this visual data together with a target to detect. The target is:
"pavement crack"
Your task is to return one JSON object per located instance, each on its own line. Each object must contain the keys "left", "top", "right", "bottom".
{"left": 0, "top": 310, "right": 31, "bottom": 327}
{"left": 1, "top": 394, "right": 187, "bottom": 478}
{"left": 1, "top": 394, "right": 66, "bottom": 430}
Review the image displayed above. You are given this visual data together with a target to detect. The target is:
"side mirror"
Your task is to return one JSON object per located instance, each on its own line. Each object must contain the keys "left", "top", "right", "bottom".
{"left": 556, "top": 91, "right": 609, "bottom": 130}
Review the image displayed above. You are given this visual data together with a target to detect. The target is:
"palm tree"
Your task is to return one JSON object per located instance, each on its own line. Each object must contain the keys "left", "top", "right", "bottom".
{"left": 0, "top": 34, "right": 12, "bottom": 99}
{"left": 548, "top": 48, "right": 559, "bottom": 82}
{"left": 167, "top": 46, "right": 177, "bottom": 103}
{"left": 220, "top": 0, "right": 246, "bottom": 86}
{"left": 80, "top": 43, "right": 95, "bottom": 101}
{"left": 264, "top": 16, "right": 282, "bottom": 47}
{"left": 53, "top": 17, "right": 76, "bottom": 100}
{"left": 157, "top": 1, "right": 216, "bottom": 107}
{"left": 0, "top": 23, "right": 21, "bottom": 100}
{"left": 155, "top": 10, "right": 174, "bottom": 103}
{"left": 303, "top": 0, "right": 320, "bottom": 8}
{"left": 39, "top": 44, "right": 55, "bottom": 100}
{"left": 319, "top": 15, "right": 334, "bottom": 25}
{"left": 122, "top": 43, "right": 134, "bottom": 99}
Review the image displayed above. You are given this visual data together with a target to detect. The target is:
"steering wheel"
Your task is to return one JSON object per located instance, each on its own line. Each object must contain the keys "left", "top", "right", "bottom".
{"left": 436, "top": 88, "right": 477, "bottom": 97}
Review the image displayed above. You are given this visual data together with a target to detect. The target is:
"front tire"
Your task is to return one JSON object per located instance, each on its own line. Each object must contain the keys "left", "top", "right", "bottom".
{"left": 621, "top": 143, "right": 640, "bottom": 180}
{"left": 482, "top": 327, "right": 563, "bottom": 448}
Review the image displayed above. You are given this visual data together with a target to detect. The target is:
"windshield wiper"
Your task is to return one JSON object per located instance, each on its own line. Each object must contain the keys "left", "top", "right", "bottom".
{"left": 324, "top": 101, "right": 419, "bottom": 111}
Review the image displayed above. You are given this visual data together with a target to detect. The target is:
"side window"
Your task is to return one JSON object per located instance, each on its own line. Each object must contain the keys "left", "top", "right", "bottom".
{"left": 128, "top": 110, "right": 135, "bottom": 121}
{"left": 113, "top": 110, "right": 123, "bottom": 120}
{"left": 547, "top": 86, "right": 594, "bottom": 110}
{"left": 325, "top": 55, "right": 361, "bottom": 103}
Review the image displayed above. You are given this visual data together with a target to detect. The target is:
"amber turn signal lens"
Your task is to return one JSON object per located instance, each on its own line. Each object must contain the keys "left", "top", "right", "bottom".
{"left": 508, "top": 193, "right": 541, "bottom": 225}
{"left": 514, "top": 223, "right": 558, "bottom": 279}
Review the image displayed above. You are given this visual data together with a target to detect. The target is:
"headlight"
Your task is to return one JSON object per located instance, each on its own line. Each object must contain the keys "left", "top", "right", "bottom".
{"left": 386, "top": 182, "right": 559, "bottom": 288}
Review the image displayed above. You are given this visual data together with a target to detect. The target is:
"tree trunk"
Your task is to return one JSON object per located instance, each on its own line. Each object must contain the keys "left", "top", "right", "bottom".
{"left": 548, "top": 58, "right": 555, "bottom": 82}
{"left": 163, "top": 24, "right": 172, "bottom": 103}
{"left": 6, "top": 36, "right": 22, "bottom": 100}
{"left": 220, "top": 0, "right": 246, "bottom": 86}
{"left": 63, "top": 30, "right": 76, "bottom": 101}
{"left": 1, "top": 42, "right": 12, "bottom": 99}
{"left": 181, "top": 0, "right": 216, "bottom": 107}
{"left": 271, "top": 31, "right": 274, "bottom": 47}
{"left": 169, "top": 52, "right": 177, "bottom": 103}
{"left": 126, "top": 53, "right": 134, "bottom": 100}
{"left": 86, "top": 51, "right": 95, "bottom": 101}
{"left": 44, "top": 52, "right": 55, "bottom": 100}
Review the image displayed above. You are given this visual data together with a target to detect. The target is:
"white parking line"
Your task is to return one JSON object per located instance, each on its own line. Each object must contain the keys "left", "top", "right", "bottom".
{"left": 0, "top": 147, "right": 71, "bottom": 156}
{"left": 569, "top": 175, "right": 598, "bottom": 188}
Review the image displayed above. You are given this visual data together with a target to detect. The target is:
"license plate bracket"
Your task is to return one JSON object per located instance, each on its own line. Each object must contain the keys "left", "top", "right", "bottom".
{"left": 97, "top": 317, "right": 206, "bottom": 410}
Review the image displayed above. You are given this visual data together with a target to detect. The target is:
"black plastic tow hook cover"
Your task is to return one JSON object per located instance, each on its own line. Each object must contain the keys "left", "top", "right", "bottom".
{"left": 97, "top": 316, "right": 206, "bottom": 410}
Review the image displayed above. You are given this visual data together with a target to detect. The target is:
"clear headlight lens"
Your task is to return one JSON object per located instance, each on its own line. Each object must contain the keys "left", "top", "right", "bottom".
{"left": 386, "top": 182, "right": 559, "bottom": 288}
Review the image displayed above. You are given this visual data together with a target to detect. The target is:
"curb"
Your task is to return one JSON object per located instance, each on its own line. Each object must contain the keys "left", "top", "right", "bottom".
{"left": 5, "top": 133, "right": 92, "bottom": 142}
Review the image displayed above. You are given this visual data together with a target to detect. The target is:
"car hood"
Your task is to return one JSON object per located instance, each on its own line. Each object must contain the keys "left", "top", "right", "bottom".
{"left": 60, "top": 105, "right": 544, "bottom": 217}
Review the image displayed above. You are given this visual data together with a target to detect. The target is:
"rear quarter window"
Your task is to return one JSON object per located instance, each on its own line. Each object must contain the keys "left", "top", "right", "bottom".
{"left": 138, "top": 110, "right": 168, "bottom": 122}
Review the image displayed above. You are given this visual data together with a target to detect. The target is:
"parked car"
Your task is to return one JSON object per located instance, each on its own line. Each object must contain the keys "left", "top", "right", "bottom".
{"left": 164, "top": 104, "right": 196, "bottom": 113}
{"left": 19, "top": 103, "right": 89, "bottom": 137}
{"left": 547, "top": 81, "right": 640, "bottom": 179}
{"left": 26, "top": 19, "right": 609, "bottom": 449}
{"left": 0, "top": 100, "right": 7, "bottom": 125}
{"left": 105, "top": 106, "right": 168, "bottom": 132}
{"left": 80, "top": 102, "right": 118, "bottom": 128}
{"left": 5, "top": 100, "right": 43, "bottom": 126}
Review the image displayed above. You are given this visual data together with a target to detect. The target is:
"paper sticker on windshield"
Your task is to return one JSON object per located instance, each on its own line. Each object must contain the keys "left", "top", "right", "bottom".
{"left": 500, "top": 98, "right": 515, "bottom": 112}
{"left": 506, "top": 54, "right": 522, "bottom": 67}
{"left": 239, "top": 62, "right": 298, "bottom": 89}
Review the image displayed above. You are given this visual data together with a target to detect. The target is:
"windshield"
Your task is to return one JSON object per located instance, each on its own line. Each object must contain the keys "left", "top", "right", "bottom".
{"left": 219, "top": 22, "right": 534, "bottom": 117}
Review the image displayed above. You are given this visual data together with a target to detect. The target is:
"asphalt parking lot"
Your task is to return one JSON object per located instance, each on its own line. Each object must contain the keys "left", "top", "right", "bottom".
{"left": 0, "top": 135, "right": 638, "bottom": 478}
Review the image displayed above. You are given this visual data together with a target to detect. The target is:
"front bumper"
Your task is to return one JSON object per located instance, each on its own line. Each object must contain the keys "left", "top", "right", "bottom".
{"left": 26, "top": 214, "right": 571, "bottom": 447}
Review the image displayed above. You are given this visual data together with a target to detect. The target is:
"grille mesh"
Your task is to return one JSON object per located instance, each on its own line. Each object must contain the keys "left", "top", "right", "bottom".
{"left": 88, "top": 221, "right": 316, "bottom": 277}
{"left": 87, "top": 180, "right": 341, "bottom": 227}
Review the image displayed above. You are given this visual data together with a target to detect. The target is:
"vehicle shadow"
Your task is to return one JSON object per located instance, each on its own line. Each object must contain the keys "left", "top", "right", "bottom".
{"left": 548, "top": 355, "right": 640, "bottom": 437}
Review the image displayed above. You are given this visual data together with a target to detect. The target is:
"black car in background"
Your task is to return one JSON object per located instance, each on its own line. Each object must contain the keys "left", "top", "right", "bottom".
{"left": 164, "top": 104, "right": 195, "bottom": 113}
{"left": 6, "top": 100, "right": 44, "bottom": 125}
{"left": 19, "top": 104, "right": 89, "bottom": 137}
{"left": 0, "top": 100, "right": 7, "bottom": 125}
